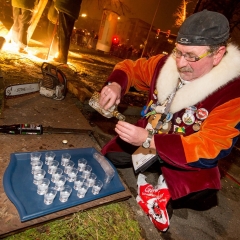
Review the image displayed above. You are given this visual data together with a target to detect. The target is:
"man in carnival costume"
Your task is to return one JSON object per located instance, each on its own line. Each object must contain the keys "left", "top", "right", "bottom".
{"left": 98, "top": 10, "right": 240, "bottom": 231}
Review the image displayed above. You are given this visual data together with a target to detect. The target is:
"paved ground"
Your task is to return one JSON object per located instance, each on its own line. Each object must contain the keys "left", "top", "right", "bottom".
{"left": 83, "top": 105, "right": 240, "bottom": 240}
{"left": 69, "top": 48, "right": 240, "bottom": 240}
{"left": 1, "top": 39, "right": 240, "bottom": 239}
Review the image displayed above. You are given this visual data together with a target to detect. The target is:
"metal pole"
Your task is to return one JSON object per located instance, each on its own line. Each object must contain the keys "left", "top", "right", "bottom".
{"left": 141, "top": 0, "right": 161, "bottom": 58}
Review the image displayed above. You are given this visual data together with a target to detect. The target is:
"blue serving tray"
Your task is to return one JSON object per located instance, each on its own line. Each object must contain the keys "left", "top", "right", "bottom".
{"left": 3, "top": 147, "right": 125, "bottom": 222}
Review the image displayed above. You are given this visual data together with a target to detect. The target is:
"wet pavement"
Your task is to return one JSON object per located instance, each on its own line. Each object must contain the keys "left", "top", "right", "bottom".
{"left": 83, "top": 106, "right": 240, "bottom": 240}
{"left": 0, "top": 39, "right": 240, "bottom": 240}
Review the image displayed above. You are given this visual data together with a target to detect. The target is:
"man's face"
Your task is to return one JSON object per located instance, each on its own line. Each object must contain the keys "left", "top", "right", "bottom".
{"left": 175, "top": 44, "right": 215, "bottom": 81}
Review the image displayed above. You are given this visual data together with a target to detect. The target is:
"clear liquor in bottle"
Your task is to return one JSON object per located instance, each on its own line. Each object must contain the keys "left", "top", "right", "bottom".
{"left": 89, "top": 92, "right": 125, "bottom": 121}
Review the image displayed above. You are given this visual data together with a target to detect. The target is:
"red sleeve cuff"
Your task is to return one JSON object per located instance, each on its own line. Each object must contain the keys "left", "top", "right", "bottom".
{"left": 105, "top": 69, "right": 128, "bottom": 97}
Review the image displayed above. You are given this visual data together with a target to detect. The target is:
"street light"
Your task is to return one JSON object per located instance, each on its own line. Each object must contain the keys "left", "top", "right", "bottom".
{"left": 141, "top": 0, "right": 161, "bottom": 58}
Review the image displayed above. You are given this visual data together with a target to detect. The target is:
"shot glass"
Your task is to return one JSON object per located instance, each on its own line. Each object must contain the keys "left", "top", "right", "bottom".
{"left": 33, "top": 169, "right": 46, "bottom": 185}
{"left": 59, "top": 185, "right": 72, "bottom": 203}
{"left": 31, "top": 160, "right": 43, "bottom": 174}
{"left": 67, "top": 167, "right": 78, "bottom": 182}
{"left": 45, "top": 151, "right": 56, "bottom": 165}
{"left": 44, "top": 187, "right": 57, "bottom": 205}
{"left": 92, "top": 180, "right": 103, "bottom": 195}
{"left": 77, "top": 184, "right": 89, "bottom": 198}
{"left": 85, "top": 173, "right": 97, "bottom": 187}
{"left": 54, "top": 175, "right": 67, "bottom": 191}
{"left": 77, "top": 158, "right": 87, "bottom": 172}
{"left": 73, "top": 174, "right": 86, "bottom": 190}
{"left": 61, "top": 153, "right": 71, "bottom": 166}
{"left": 37, "top": 178, "right": 50, "bottom": 195}
{"left": 51, "top": 168, "right": 63, "bottom": 183}
{"left": 82, "top": 165, "right": 92, "bottom": 179}
{"left": 48, "top": 160, "right": 59, "bottom": 174}
{"left": 30, "top": 152, "right": 42, "bottom": 164}
{"left": 64, "top": 160, "right": 75, "bottom": 174}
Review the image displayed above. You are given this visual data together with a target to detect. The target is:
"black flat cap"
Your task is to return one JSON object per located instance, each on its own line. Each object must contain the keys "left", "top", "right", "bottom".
{"left": 176, "top": 10, "right": 229, "bottom": 46}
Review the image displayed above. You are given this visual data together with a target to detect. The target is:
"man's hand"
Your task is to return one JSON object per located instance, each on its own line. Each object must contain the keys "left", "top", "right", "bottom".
{"left": 115, "top": 121, "right": 154, "bottom": 147}
{"left": 99, "top": 82, "right": 121, "bottom": 110}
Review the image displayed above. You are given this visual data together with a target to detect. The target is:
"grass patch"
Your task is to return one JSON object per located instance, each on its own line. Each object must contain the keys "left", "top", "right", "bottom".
{"left": 5, "top": 202, "right": 143, "bottom": 240}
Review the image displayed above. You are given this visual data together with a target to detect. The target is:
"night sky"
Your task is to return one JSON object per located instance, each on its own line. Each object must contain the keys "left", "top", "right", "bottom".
{"left": 80, "top": 0, "right": 198, "bottom": 34}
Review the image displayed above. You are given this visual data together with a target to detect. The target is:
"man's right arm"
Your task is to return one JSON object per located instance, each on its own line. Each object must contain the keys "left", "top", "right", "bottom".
{"left": 111, "top": 55, "right": 163, "bottom": 94}
{"left": 99, "top": 55, "right": 164, "bottom": 109}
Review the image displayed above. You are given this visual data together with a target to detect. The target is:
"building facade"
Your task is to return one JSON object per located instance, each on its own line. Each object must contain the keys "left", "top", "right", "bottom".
{"left": 115, "top": 17, "right": 176, "bottom": 57}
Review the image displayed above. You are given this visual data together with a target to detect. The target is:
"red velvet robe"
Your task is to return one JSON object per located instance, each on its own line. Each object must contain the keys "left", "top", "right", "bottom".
{"left": 101, "top": 44, "right": 240, "bottom": 200}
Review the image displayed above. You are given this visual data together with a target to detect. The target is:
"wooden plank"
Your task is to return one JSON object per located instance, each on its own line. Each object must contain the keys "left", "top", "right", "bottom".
{"left": 28, "top": 0, "right": 48, "bottom": 41}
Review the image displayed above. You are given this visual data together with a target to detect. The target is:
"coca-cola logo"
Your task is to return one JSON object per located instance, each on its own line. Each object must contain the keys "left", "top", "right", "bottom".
{"left": 141, "top": 185, "right": 155, "bottom": 196}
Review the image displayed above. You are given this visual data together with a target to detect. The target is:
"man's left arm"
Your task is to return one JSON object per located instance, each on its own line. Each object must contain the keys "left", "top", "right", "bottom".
{"left": 154, "top": 98, "right": 240, "bottom": 169}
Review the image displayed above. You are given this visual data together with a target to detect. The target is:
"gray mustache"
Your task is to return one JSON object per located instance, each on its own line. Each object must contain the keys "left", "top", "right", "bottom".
{"left": 179, "top": 67, "right": 193, "bottom": 72}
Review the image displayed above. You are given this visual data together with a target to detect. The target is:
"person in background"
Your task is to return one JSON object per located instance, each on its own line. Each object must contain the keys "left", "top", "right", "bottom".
{"left": 11, "top": 0, "right": 38, "bottom": 53}
{"left": 150, "top": 28, "right": 161, "bottom": 56}
{"left": 75, "top": 28, "right": 84, "bottom": 47}
{"left": 53, "top": 0, "right": 82, "bottom": 64}
{"left": 92, "top": 32, "right": 98, "bottom": 49}
{"left": 87, "top": 30, "right": 95, "bottom": 49}
{"left": 98, "top": 10, "right": 240, "bottom": 231}
{"left": 126, "top": 44, "right": 134, "bottom": 59}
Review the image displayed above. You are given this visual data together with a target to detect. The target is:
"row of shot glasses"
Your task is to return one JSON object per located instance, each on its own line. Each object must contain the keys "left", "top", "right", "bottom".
{"left": 30, "top": 151, "right": 103, "bottom": 205}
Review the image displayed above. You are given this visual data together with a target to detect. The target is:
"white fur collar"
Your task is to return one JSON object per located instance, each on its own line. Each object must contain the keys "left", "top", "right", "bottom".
{"left": 156, "top": 44, "right": 240, "bottom": 113}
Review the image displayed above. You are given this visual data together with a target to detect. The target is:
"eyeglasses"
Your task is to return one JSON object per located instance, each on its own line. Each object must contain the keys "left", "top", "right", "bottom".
{"left": 172, "top": 48, "right": 212, "bottom": 62}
